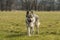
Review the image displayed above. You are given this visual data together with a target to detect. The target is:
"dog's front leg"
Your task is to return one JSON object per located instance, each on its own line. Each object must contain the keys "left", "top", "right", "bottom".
{"left": 30, "top": 23, "right": 34, "bottom": 35}
{"left": 31, "top": 26, "right": 34, "bottom": 35}
{"left": 27, "top": 27, "right": 31, "bottom": 36}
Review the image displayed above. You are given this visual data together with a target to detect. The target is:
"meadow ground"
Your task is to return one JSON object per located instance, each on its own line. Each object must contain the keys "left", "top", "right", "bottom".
{"left": 0, "top": 11, "right": 60, "bottom": 40}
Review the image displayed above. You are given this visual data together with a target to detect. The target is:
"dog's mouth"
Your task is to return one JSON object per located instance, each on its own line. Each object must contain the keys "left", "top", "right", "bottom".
{"left": 28, "top": 19, "right": 32, "bottom": 22}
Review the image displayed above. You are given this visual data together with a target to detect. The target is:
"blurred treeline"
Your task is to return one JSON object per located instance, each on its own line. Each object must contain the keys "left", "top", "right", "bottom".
{"left": 0, "top": 0, "right": 60, "bottom": 11}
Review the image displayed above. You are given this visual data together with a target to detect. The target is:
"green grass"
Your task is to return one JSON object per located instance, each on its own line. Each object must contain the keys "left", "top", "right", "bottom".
{"left": 0, "top": 11, "right": 60, "bottom": 40}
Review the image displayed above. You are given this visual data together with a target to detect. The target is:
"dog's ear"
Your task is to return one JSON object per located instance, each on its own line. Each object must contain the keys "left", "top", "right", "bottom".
{"left": 26, "top": 10, "right": 29, "bottom": 17}
{"left": 31, "top": 10, "right": 33, "bottom": 14}
{"left": 27, "top": 11, "right": 29, "bottom": 14}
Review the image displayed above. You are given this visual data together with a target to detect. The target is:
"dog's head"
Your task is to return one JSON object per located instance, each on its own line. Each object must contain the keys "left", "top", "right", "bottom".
{"left": 26, "top": 11, "right": 34, "bottom": 22}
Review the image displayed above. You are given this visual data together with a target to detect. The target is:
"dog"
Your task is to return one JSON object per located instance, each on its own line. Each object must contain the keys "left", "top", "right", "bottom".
{"left": 26, "top": 11, "right": 40, "bottom": 36}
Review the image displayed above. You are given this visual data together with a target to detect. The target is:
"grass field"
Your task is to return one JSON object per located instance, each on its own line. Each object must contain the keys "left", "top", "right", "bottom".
{"left": 0, "top": 11, "right": 60, "bottom": 40}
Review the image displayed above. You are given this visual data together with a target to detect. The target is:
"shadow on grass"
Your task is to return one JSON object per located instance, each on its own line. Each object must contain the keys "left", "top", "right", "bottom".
{"left": 5, "top": 30, "right": 60, "bottom": 38}
{"left": 40, "top": 31, "right": 60, "bottom": 35}
{"left": 5, "top": 31, "right": 60, "bottom": 38}
{"left": 5, "top": 32, "right": 27, "bottom": 38}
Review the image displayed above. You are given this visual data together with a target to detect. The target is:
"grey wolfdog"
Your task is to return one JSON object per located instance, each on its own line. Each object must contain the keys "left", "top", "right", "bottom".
{"left": 26, "top": 11, "right": 40, "bottom": 36}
